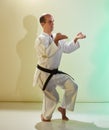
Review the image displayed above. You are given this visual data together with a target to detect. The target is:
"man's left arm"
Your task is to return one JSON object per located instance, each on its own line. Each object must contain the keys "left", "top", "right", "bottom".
{"left": 60, "top": 32, "right": 86, "bottom": 53}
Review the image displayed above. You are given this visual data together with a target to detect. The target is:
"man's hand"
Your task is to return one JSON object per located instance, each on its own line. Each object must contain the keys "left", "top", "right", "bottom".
{"left": 54, "top": 33, "right": 68, "bottom": 46}
{"left": 74, "top": 32, "right": 86, "bottom": 43}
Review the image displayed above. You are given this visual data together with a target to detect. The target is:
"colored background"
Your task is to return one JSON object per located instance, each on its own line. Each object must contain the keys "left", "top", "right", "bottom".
{"left": 0, "top": 0, "right": 109, "bottom": 102}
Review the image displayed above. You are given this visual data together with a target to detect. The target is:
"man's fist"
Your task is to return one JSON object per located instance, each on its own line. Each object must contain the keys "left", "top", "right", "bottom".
{"left": 74, "top": 32, "right": 86, "bottom": 43}
{"left": 54, "top": 33, "right": 68, "bottom": 45}
{"left": 76, "top": 32, "right": 86, "bottom": 39}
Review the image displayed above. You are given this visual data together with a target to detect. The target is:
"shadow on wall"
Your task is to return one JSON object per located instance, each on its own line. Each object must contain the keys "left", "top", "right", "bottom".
{"left": 16, "top": 15, "right": 38, "bottom": 101}
{"left": 35, "top": 119, "right": 107, "bottom": 130}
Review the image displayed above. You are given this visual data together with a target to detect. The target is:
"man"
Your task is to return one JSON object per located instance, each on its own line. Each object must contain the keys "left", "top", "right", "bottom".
{"left": 33, "top": 13, "right": 86, "bottom": 122}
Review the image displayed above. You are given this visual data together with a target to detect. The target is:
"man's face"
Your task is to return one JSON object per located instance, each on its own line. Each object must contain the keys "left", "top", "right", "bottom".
{"left": 42, "top": 15, "right": 54, "bottom": 33}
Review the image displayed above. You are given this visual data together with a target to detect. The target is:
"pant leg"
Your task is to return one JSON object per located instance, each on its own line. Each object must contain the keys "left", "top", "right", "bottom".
{"left": 61, "top": 78, "right": 78, "bottom": 111}
{"left": 52, "top": 74, "right": 78, "bottom": 111}
{"left": 37, "top": 72, "right": 59, "bottom": 120}
{"left": 42, "top": 86, "right": 59, "bottom": 120}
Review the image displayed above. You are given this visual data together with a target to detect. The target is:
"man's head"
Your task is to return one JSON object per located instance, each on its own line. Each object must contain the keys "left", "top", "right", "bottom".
{"left": 39, "top": 13, "right": 54, "bottom": 34}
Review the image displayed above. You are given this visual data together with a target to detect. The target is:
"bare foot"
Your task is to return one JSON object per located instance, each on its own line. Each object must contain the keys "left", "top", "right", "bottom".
{"left": 41, "top": 114, "right": 51, "bottom": 122}
{"left": 58, "top": 107, "right": 69, "bottom": 120}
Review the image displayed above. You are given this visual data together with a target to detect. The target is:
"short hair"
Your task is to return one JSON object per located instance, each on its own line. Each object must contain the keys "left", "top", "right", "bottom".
{"left": 39, "top": 13, "right": 52, "bottom": 23}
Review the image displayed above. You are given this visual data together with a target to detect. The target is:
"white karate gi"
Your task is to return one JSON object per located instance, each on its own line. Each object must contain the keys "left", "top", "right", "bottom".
{"left": 33, "top": 32, "right": 80, "bottom": 120}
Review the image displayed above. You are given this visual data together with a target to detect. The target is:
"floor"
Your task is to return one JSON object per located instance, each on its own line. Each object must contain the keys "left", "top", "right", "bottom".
{"left": 0, "top": 102, "right": 109, "bottom": 130}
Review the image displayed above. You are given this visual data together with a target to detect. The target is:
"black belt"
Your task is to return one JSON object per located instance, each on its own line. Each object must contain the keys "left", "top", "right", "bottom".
{"left": 37, "top": 65, "right": 74, "bottom": 91}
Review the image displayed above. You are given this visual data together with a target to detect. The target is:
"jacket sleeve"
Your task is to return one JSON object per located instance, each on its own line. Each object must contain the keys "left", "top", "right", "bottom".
{"left": 59, "top": 39, "right": 80, "bottom": 53}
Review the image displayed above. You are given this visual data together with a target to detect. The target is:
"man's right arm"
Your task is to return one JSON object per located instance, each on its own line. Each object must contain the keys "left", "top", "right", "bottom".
{"left": 35, "top": 37, "right": 59, "bottom": 58}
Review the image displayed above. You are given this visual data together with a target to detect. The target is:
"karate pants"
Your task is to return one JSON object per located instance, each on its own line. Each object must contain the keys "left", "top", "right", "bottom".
{"left": 38, "top": 73, "right": 78, "bottom": 120}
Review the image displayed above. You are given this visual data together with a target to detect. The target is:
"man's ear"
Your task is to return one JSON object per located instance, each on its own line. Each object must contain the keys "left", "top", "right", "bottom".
{"left": 41, "top": 22, "right": 45, "bottom": 27}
